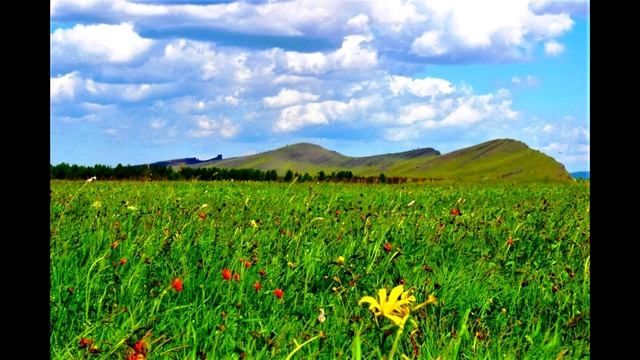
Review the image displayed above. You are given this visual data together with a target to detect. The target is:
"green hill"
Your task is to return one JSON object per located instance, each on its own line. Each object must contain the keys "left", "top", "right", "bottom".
{"left": 192, "top": 139, "right": 572, "bottom": 182}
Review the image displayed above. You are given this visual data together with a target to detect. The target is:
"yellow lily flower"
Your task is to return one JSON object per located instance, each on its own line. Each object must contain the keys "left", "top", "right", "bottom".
{"left": 359, "top": 285, "right": 416, "bottom": 328}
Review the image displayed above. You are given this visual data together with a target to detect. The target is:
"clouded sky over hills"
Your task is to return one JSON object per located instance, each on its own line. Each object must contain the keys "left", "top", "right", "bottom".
{"left": 50, "top": 0, "right": 589, "bottom": 172}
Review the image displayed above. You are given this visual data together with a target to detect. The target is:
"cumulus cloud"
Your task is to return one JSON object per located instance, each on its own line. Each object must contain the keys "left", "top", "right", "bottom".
{"left": 51, "top": 72, "right": 173, "bottom": 103}
{"left": 544, "top": 40, "right": 566, "bottom": 56}
{"left": 188, "top": 116, "right": 239, "bottom": 138}
{"left": 51, "top": 72, "right": 82, "bottom": 103}
{"left": 384, "top": 89, "right": 519, "bottom": 140}
{"left": 530, "top": 0, "right": 589, "bottom": 16}
{"left": 263, "top": 89, "right": 320, "bottom": 108}
{"left": 283, "top": 35, "right": 377, "bottom": 74}
{"left": 51, "top": 23, "right": 153, "bottom": 66}
{"left": 52, "top": 0, "right": 578, "bottom": 64}
{"left": 388, "top": 76, "right": 454, "bottom": 97}
{"left": 274, "top": 96, "right": 378, "bottom": 132}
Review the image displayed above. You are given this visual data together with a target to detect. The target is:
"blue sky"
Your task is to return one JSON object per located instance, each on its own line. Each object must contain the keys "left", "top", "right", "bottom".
{"left": 51, "top": 0, "right": 589, "bottom": 172}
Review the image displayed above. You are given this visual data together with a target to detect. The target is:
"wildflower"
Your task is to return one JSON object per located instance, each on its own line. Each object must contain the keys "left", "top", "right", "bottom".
{"left": 79, "top": 338, "right": 93, "bottom": 348}
{"left": 133, "top": 339, "right": 148, "bottom": 355}
{"left": 201, "top": 204, "right": 209, "bottom": 208}
{"left": 244, "top": 260, "right": 252, "bottom": 269}
{"left": 91, "top": 201, "right": 101, "bottom": 209}
{"left": 506, "top": 237, "right": 514, "bottom": 246}
{"left": 250, "top": 220, "right": 258, "bottom": 228}
{"left": 358, "top": 285, "right": 415, "bottom": 328}
{"left": 274, "top": 288, "right": 284, "bottom": 299}
{"left": 222, "top": 269, "right": 232, "bottom": 281}
{"left": 119, "top": 258, "right": 127, "bottom": 266}
{"left": 198, "top": 212, "right": 206, "bottom": 220}
{"left": 258, "top": 268, "right": 267, "bottom": 277}
{"left": 318, "top": 308, "right": 326, "bottom": 323}
{"left": 127, "top": 205, "right": 138, "bottom": 211}
{"left": 233, "top": 273, "right": 240, "bottom": 281}
{"left": 336, "top": 256, "right": 345, "bottom": 266}
{"left": 111, "top": 241, "right": 120, "bottom": 249}
{"left": 450, "top": 208, "right": 461, "bottom": 216}
{"left": 383, "top": 242, "right": 393, "bottom": 252}
{"left": 127, "top": 354, "right": 145, "bottom": 360}
{"left": 253, "top": 281, "right": 262, "bottom": 292}
{"left": 172, "top": 278, "right": 183, "bottom": 292}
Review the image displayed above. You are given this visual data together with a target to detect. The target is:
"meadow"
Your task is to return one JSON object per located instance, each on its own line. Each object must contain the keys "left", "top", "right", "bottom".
{"left": 50, "top": 180, "right": 590, "bottom": 359}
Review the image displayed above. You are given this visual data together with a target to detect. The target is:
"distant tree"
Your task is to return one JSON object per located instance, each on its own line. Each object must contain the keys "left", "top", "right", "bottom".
{"left": 379, "top": 173, "right": 386, "bottom": 183}
{"left": 317, "top": 170, "right": 326, "bottom": 181}
{"left": 301, "top": 172, "right": 312, "bottom": 182}
{"left": 283, "top": 169, "right": 294, "bottom": 182}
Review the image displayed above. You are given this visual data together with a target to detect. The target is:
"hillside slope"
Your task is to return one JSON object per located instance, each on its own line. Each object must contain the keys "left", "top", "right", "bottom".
{"left": 191, "top": 139, "right": 571, "bottom": 182}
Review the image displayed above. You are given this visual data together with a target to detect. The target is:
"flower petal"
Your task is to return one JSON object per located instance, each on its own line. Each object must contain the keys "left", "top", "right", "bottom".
{"left": 359, "top": 296, "right": 379, "bottom": 306}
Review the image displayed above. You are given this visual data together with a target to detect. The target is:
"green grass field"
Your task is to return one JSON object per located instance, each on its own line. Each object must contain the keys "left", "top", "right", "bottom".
{"left": 50, "top": 180, "right": 590, "bottom": 359}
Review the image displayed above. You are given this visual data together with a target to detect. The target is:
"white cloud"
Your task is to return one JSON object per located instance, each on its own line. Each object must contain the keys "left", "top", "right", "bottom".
{"left": 530, "top": 0, "right": 589, "bottom": 16}
{"left": 384, "top": 88, "right": 518, "bottom": 140}
{"left": 51, "top": 23, "right": 153, "bottom": 65}
{"left": 544, "top": 40, "right": 566, "bottom": 56}
{"left": 51, "top": 72, "right": 171, "bottom": 103}
{"left": 543, "top": 142, "right": 569, "bottom": 152}
{"left": 283, "top": 35, "right": 377, "bottom": 74}
{"left": 149, "top": 118, "right": 167, "bottom": 129}
{"left": 411, "top": 31, "right": 449, "bottom": 57}
{"left": 263, "top": 89, "right": 320, "bottom": 108}
{"left": 388, "top": 75, "right": 454, "bottom": 97}
{"left": 52, "top": 0, "right": 578, "bottom": 64}
{"left": 511, "top": 75, "right": 540, "bottom": 87}
{"left": 274, "top": 96, "right": 377, "bottom": 132}
{"left": 188, "top": 116, "right": 239, "bottom": 138}
{"left": 51, "top": 72, "right": 81, "bottom": 103}
{"left": 398, "top": 104, "right": 437, "bottom": 125}
{"left": 346, "top": 14, "right": 370, "bottom": 33}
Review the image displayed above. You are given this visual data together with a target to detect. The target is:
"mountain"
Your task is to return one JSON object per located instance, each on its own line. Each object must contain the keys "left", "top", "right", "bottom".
{"left": 151, "top": 154, "right": 222, "bottom": 167}
{"left": 188, "top": 139, "right": 571, "bottom": 182}
{"left": 571, "top": 171, "right": 590, "bottom": 179}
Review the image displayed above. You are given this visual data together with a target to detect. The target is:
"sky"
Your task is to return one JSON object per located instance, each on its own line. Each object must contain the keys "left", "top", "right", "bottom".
{"left": 50, "top": 0, "right": 589, "bottom": 172}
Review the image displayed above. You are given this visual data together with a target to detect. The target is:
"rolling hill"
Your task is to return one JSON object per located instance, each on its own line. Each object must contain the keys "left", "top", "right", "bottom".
{"left": 188, "top": 139, "right": 572, "bottom": 182}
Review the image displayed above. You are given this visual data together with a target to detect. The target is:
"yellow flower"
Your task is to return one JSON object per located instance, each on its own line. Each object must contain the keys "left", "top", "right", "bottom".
{"left": 336, "top": 256, "right": 345, "bottom": 265}
{"left": 358, "top": 285, "right": 416, "bottom": 328}
{"left": 250, "top": 220, "right": 258, "bottom": 228}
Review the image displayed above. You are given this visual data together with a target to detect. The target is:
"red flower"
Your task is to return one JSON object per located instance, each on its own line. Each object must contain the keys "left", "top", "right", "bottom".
{"left": 244, "top": 260, "right": 252, "bottom": 269}
{"left": 133, "top": 339, "right": 148, "bottom": 355}
{"left": 258, "top": 268, "right": 266, "bottom": 277}
{"left": 383, "top": 242, "right": 392, "bottom": 252}
{"left": 172, "top": 278, "right": 183, "bottom": 292}
{"left": 506, "top": 237, "right": 514, "bottom": 246}
{"left": 198, "top": 212, "right": 206, "bottom": 220}
{"left": 335, "top": 210, "right": 341, "bottom": 216}
{"left": 233, "top": 273, "right": 240, "bottom": 282}
{"left": 127, "top": 354, "right": 145, "bottom": 360}
{"left": 253, "top": 281, "right": 262, "bottom": 292}
{"left": 120, "top": 258, "right": 128, "bottom": 265}
{"left": 79, "top": 338, "right": 92, "bottom": 348}
{"left": 273, "top": 288, "right": 284, "bottom": 299}
{"left": 222, "top": 268, "right": 232, "bottom": 281}
{"left": 450, "top": 208, "right": 461, "bottom": 216}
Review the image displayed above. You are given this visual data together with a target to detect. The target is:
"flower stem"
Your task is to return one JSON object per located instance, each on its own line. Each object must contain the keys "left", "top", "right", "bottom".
{"left": 388, "top": 328, "right": 403, "bottom": 360}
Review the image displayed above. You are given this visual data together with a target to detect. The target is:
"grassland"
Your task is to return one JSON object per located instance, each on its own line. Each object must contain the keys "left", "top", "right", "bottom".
{"left": 50, "top": 180, "right": 589, "bottom": 359}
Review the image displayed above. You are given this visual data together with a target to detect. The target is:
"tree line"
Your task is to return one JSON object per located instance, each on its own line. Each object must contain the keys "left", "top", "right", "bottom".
{"left": 50, "top": 163, "right": 418, "bottom": 183}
